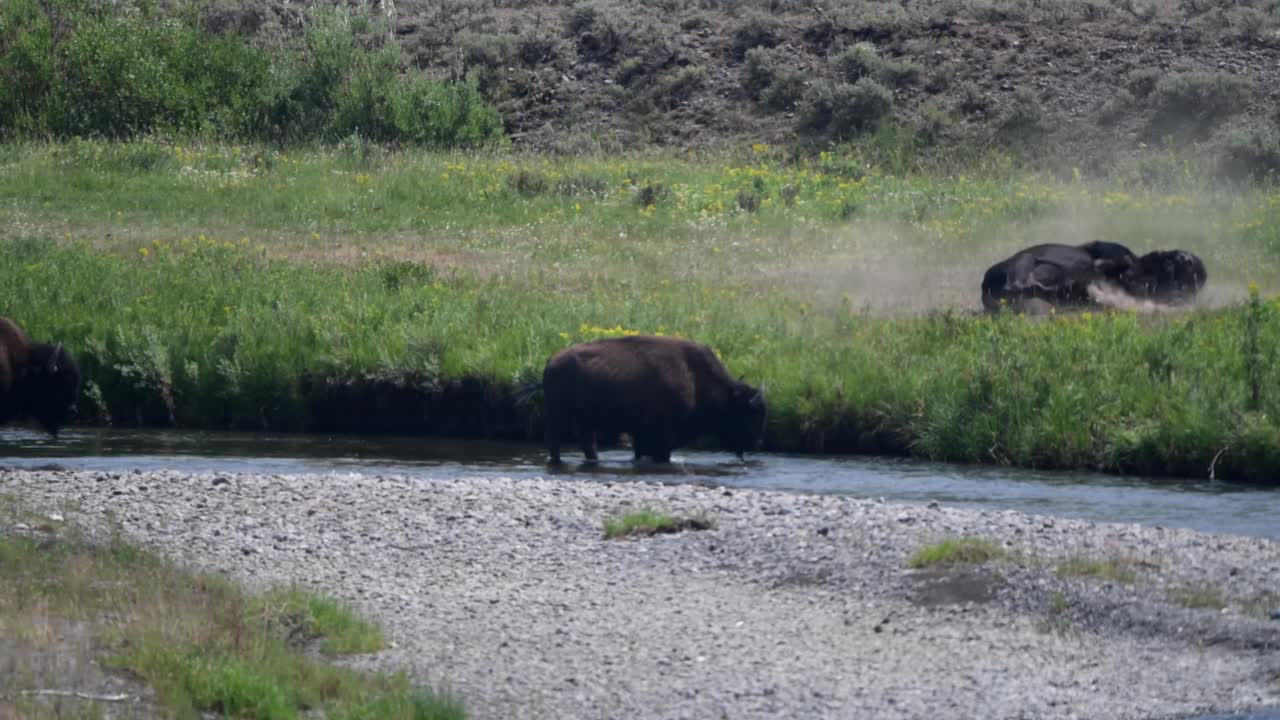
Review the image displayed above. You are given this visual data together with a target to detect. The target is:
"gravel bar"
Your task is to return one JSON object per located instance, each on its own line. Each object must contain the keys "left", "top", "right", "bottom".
{"left": 2, "top": 468, "right": 1278, "bottom": 720}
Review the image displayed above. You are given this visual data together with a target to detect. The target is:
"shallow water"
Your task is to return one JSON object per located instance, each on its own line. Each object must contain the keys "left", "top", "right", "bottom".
{"left": 3, "top": 428, "right": 1279, "bottom": 540}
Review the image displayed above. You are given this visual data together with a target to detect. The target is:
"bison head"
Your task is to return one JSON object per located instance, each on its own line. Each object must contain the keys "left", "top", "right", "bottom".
{"left": 1124, "top": 250, "right": 1208, "bottom": 304}
{"left": 722, "top": 381, "right": 767, "bottom": 459}
{"left": 20, "top": 342, "right": 81, "bottom": 436}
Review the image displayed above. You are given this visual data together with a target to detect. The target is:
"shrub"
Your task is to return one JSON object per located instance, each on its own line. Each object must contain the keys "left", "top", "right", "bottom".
{"left": 514, "top": 29, "right": 559, "bottom": 67}
{"left": 40, "top": 9, "right": 271, "bottom": 139}
{"left": 731, "top": 11, "right": 783, "bottom": 58}
{"left": 957, "top": 80, "right": 990, "bottom": 116}
{"left": 995, "top": 88, "right": 1052, "bottom": 146}
{"left": 0, "top": 0, "right": 57, "bottom": 136}
{"left": 651, "top": 65, "right": 706, "bottom": 109}
{"left": 833, "top": 42, "right": 922, "bottom": 89}
{"left": 1219, "top": 128, "right": 1280, "bottom": 181}
{"left": 1125, "top": 67, "right": 1163, "bottom": 98}
{"left": 881, "top": 57, "right": 923, "bottom": 88}
{"left": 1095, "top": 88, "right": 1135, "bottom": 126}
{"left": 801, "top": 78, "right": 895, "bottom": 138}
{"left": 833, "top": 42, "right": 881, "bottom": 83}
{"left": 0, "top": 2, "right": 507, "bottom": 148}
{"left": 1146, "top": 71, "right": 1254, "bottom": 137}
{"left": 742, "top": 47, "right": 806, "bottom": 111}
{"left": 458, "top": 30, "right": 516, "bottom": 70}
{"left": 741, "top": 46, "right": 777, "bottom": 99}
{"left": 760, "top": 68, "right": 806, "bottom": 111}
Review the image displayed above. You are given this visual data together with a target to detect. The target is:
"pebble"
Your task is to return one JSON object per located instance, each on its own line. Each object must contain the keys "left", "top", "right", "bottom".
{"left": 2, "top": 467, "right": 1278, "bottom": 720}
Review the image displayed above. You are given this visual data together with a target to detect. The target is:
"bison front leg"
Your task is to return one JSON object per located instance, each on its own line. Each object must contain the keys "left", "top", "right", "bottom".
{"left": 546, "top": 424, "right": 563, "bottom": 465}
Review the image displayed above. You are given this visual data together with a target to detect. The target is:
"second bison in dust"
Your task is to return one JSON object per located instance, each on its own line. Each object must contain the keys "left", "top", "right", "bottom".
{"left": 542, "top": 335, "right": 767, "bottom": 464}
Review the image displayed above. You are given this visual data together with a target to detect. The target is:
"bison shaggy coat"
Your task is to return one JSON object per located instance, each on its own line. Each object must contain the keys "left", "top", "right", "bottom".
{"left": 0, "top": 317, "right": 81, "bottom": 437}
{"left": 541, "top": 335, "right": 767, "bottom": 464}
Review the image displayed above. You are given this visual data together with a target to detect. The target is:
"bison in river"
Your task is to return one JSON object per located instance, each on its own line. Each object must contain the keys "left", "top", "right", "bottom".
{"left": 981, "top": 240, "right": 1207, "bottom": 313}
{"left": 541, "top": 335, "right": 767, "bottom": 464}
{"left": 0, "top": 317, "right": 81, "bottom": 437}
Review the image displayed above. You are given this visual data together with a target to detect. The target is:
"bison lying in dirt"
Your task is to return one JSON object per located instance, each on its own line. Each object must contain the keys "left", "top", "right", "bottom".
{"left": 541, "top": 335, "right": 767, "bottom": 464}
{"left": 0, "top": 317, "right": 81, "bottom": 437}
{"left": 981, "top": 240, "right": 1207, "bottom": 313}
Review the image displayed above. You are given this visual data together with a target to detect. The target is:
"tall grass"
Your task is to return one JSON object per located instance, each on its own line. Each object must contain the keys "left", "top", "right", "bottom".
{"left": 3, "top": 140, "right": 1280, "bottom": 480}
{"left": 3, "top": 233, "right": 1279, "bottom": 481}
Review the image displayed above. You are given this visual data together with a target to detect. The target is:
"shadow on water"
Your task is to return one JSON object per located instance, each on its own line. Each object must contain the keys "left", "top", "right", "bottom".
{"left": 3, "top": 428, "right": 1279, "bottom": 540}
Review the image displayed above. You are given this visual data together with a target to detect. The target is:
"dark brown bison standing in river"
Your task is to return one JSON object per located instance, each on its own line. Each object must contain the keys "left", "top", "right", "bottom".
{"left": 541, "top": 335, "right": 767, "bottom": 464}
{"left": 981, "top": 240, "right": 1207, "bottom": 313}
{"left": 0, "top": 317, "right": 81, "bottom": 437}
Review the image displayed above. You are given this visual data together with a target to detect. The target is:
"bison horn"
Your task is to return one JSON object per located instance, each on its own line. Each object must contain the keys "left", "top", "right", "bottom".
{"left": 47, "top": 343, "right": 62, "bottom": 374}
{"left": 750, "top": 385, "right": 766, "bottom": 408}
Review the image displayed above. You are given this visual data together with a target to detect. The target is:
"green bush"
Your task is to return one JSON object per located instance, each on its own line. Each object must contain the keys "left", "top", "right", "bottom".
{"left": 0, "top": 2, "right": 506, "bottom": 148}
{"left": 833, "top": 42, "right": 881, "bottom": 83}
{"left": 741, "top": 47, "right": 805, "bottom": 111}
{"left": 731, "top": 11, "right": 783, "bottom": 57}
{"left": 833, "top": 42, "right": 921, "bottom": 89}
{"left": 801, "top": 78, "right": 895, "bottom": 138}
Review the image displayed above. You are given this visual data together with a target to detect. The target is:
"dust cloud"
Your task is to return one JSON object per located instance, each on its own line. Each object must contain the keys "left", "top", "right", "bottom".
{"left": 745, "top": 202, "right": 1269, "bottom": 317}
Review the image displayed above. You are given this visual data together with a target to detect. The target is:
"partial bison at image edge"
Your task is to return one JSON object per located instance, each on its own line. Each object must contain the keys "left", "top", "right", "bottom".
{"left": 541, "top": 335, "right": 767, "bottom": 465}
{"left": 0, "top": 316, "right": 81, "bottom": 437}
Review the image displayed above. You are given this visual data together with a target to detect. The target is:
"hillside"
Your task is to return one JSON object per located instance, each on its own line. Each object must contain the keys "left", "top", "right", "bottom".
{"left": 196, "top": 0, "right": 1280, "bottom": 173}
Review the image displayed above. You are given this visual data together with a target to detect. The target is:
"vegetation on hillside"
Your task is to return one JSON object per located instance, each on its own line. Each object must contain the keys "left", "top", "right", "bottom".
{"left": 0, "top": 1, "right": 505, "bottom": 147}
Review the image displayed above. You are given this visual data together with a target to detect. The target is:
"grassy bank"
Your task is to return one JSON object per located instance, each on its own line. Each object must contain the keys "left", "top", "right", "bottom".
{"left": 0, "top": 498, "right": 464, "bottom": 719}
{"left": 2, "top": 141, "right": 1280, "bottom": 482}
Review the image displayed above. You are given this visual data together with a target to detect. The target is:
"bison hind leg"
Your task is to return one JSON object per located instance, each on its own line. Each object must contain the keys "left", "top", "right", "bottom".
{"left": 634, "top": 431, "right": 674, "bottom": 464}
{"left": 579, "top": 426, "right": 599, "bottom": 463}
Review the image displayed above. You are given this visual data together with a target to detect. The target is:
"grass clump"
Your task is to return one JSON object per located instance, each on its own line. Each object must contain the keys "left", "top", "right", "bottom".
{"left": 602, "top": 510, "right": 713, "bottom": 538}
{"left": 254, "top": 588, "right": 386, "bottom": 656}
{"left": 0, "top": 500, "right": 464, "bottom": 720}
{"left": 906, "top": 537, "right": 1006, "bottom": 568}
{"left": 1055, "top": 556, "right": 1143, "bottom": 584}
{"left": 1168, "top": 585, "right": 1228, "bottom": 610}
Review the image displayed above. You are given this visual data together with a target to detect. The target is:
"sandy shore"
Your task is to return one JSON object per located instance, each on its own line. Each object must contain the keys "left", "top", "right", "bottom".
{"left": 2, "top": 468, "right": 1278, "bottom": 720}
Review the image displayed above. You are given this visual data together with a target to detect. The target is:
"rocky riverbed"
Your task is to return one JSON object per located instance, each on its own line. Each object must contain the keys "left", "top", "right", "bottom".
{"left": 2, "top": 468, "right": 1278, "bottom": 720}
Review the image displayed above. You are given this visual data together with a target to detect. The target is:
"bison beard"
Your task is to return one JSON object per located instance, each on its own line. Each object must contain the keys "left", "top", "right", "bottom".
{"left": 541, "top": 335, "right": 767, "bottom": 464}
{"left": 0, "top": 317, "right": 81, "bottom": 437}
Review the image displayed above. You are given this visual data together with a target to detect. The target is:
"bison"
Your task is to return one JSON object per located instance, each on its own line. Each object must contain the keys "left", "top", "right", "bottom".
{"left": 981, "top": 241, "right": 1136, "bottom": 313}
{"left": 1121, "top": 249, "right": 1207, "bottom": 305}
{"left": 541, "top": 335, "right": 767, "bottom": 464}
{"left": 982, "top": 240, "right": 1207, "bottom": 313}
{"left": 0, "top": 317, "right": 81, "bottom": 437}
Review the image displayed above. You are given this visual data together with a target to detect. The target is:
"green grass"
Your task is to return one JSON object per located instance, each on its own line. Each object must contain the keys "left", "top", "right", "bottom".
{"left": 252, "top": 588, "right": 386, "bottom": 656}
{"left": 0, "top": 498, "right": 464, "bottom": 720}
{"left": 3, "top": 140, "right": 1280, "bottom": 481}
{"left": 602, "top": 510, "right": 710, "bottom": 538}
{"left": 1055, "top": 557, "right": 1146, "bottom": 584}
{"left": 1168, "top": 585, "right": 1228, "bottom": 610}
{"left": 906, "top": 537, "right": 1006, "bottom": 568}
